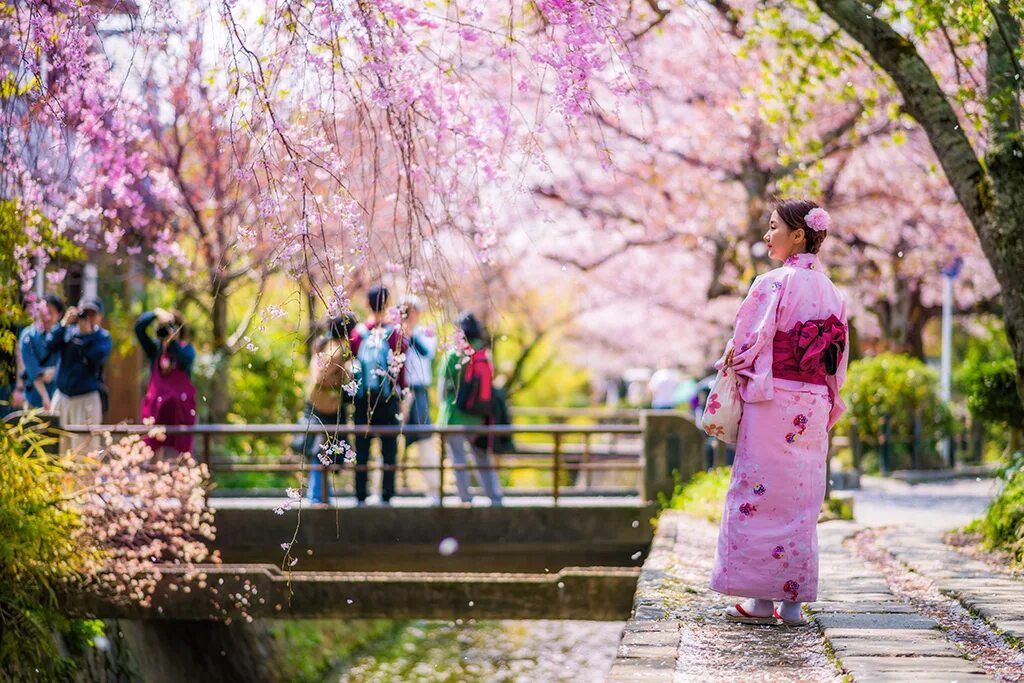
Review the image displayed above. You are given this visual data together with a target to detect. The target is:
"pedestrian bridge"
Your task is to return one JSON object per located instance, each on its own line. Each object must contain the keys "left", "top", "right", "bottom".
{"left": 47, "top": 412, "right": 707, "bottom": 621}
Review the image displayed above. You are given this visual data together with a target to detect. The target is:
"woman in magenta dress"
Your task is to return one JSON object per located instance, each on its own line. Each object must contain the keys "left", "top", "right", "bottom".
{"left": 135, "top": 308, "right": 197, "bottom": 456}
{"left": 710, "top": 200, "right": 849, "bottom": 626}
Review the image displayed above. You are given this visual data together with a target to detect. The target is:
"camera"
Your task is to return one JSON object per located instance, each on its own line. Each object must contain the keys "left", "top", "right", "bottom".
{"left": 156, "top": 324, "right": 179, "bottom": 339}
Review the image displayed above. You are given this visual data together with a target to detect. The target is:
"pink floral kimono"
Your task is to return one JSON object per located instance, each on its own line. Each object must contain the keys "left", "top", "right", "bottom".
{"left": 709, "top": 253, "right": 848, "bottom": 603}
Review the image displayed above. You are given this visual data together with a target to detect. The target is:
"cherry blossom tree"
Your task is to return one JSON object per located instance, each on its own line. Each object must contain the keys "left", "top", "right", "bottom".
{"left": 513, "top": 1, "right": 1000, "bottom": 373}
{"left": 768, "top": 0, "right": 1024, "bottom": 404}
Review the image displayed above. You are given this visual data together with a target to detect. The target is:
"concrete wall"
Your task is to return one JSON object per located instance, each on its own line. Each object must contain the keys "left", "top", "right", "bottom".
{"left": 63, "top": 564, "right": 640, "bottom": 622}
{"left": 641, "top": 411, "right": 705, "bottom": 504}
{"left": 212, "top": 504, "right": 656, "bottom": 572}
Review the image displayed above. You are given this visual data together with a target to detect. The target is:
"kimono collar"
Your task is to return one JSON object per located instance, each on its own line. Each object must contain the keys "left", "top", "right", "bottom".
{"left": 785, "top": 253, "right": 821, "bottom": 271}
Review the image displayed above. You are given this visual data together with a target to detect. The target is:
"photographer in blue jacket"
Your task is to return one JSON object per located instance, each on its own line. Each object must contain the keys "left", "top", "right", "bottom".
{"left": 46, "top": 297, "right": 111, "bottom": 455}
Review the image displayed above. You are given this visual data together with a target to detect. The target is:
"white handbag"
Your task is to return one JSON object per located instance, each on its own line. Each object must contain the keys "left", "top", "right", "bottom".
{"left": 700, "top": 349, "right": 742, "bottom": 444}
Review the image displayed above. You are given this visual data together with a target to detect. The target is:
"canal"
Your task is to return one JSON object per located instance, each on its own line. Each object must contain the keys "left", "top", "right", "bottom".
{"left": 265, "top": 616, "right": 623, "bottom": 681}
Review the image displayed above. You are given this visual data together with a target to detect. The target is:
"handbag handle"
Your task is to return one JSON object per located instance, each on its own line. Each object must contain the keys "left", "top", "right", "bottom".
{"left": 724, "top": 348, "right": 735, "bottom": 370}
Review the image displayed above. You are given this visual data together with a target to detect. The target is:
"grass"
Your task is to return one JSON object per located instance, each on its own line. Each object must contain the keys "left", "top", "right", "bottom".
{"left": 664, "top": 467, "right": 731, "bottom": 523}
{"left": 661, "top": 466, "right": 856, "bottom": 525}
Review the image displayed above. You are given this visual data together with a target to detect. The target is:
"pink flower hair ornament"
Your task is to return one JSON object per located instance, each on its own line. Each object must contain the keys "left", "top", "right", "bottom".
{"left": 805, "top": 207, "right": 831, "bottom": 232}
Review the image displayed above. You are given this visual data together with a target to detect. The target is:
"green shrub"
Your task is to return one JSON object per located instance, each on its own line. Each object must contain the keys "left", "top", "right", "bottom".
{"left": 977, "top": 455, "right": 1024, "bottom": 566}
{"left": 838, "top": 353, "right": 955, "bottom": 470}
{"left": 0, "top": 417, "right": 98, "bottom": 680}
{"left": 960, "top": 357, "right": 1023, "bottom": 439}
{"left": 664, "top": 467, "right": 731, "bottom": 523}
{"left": 191, "top": 336, "right": 305, "bottom": 462}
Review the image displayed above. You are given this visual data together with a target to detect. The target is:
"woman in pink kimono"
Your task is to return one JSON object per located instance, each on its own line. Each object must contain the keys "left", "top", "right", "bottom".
{"left": 710, "top": 199, "right": 848, "bottom": 626}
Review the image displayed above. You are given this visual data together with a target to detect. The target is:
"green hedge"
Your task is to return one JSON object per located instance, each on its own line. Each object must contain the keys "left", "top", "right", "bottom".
{"left": 959, "top": 357, "right": 1023, "bottom": 435}
{"left": 838, "top": 353, "right": 954, "bottom": 470}
{"left": 977, "top": 456, "right": 1024, "bottom": 566}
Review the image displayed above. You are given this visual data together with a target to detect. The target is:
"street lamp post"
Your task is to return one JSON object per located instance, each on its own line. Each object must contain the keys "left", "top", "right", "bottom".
{"left": 940, "top": 256, "right": 963, "bottom": 467}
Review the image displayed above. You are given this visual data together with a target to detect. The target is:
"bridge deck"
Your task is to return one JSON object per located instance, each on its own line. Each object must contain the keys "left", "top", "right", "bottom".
{"left": 210, "top": 493, "right": 645, "bottom": 509}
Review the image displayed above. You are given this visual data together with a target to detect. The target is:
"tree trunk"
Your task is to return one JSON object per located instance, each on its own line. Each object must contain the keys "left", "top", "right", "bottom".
{"left": 986, "top": 152, "right": 1024, "bottom": 411}
{"left": 209, "top": 284, "right": 231, "bottom": 424}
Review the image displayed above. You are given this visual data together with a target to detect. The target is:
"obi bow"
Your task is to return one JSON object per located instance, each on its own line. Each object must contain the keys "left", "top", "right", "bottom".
{"left": 793, "top": 314, "right": 847, "bottom": 375}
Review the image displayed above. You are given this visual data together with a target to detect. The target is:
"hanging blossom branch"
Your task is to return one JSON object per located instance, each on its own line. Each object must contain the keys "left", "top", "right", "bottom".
{"left": 0, "top": 0, "right": 180, "bottom": 297}
{"left": 209, "top": 0, "right": 646, "bottom": 319}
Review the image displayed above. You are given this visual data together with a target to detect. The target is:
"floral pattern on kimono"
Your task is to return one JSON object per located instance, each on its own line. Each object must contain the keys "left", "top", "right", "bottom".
{"left": 709, "top": 252, "right": 848, "bottom": 603}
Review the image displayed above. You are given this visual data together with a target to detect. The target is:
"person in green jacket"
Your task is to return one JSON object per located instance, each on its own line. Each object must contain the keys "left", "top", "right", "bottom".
{"left": 436, "top": 312, "right": 503, "bottom": 505}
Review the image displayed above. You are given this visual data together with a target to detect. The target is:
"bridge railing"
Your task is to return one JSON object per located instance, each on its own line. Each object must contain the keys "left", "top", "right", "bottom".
{"left": 59, "top": 422, "right": 645, "bottom": 506}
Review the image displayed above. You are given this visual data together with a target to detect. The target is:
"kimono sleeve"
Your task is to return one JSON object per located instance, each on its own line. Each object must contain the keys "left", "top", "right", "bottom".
{"left": 715, "top": 272, "right": 785, "bottom": 403}
{"left": 826, "top": 303, "right": 850, "bottom": 430}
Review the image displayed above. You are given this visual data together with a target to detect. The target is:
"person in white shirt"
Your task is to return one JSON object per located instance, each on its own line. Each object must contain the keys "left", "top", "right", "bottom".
{"left": 399, "top": 295, "right": 441, "bottom": 504}
{"left": 649, "top": 365, "right": 683, "bottom": 409}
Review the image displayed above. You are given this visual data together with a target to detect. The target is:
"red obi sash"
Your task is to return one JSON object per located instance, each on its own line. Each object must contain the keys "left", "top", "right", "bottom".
{"left": 771, "top": 315, "right": 847, "bottom": 385}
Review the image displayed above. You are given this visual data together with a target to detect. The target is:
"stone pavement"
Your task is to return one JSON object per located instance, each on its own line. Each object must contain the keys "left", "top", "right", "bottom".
{"left": 882, "top": 528, "right": 1024, "bottom": 643}
{"left": 607, "top": 511, "right": 838, "bottom": 682}
{"left": 608, "top": 504, "right": 1024, "bottom": 682}
{"left": 817, "top": 522, "right": 994, "bottom": 682}
{"left": 850, "top": 476, "right": 996, "bottom": 531}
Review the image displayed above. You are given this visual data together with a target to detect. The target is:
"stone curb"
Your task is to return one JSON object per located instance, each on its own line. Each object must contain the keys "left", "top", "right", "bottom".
{"left": 607, "top": 512, "right": 682, "bottom": 683}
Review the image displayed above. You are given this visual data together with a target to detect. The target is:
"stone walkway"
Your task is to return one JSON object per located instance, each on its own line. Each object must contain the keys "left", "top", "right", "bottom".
{"left": 607, "top": 512, "right": 838, "bottom": 682}
{"left": 850, "top": 476, "right": 996, "bottom": 531}
{"left": 881, "top": 528, "right": 1024, "bottom": 643}
{"left": 817, "top": 522, "right": 994, "bottom": 682}
{"left": 609, "top": 499, "right": 1024, "bottom": 682}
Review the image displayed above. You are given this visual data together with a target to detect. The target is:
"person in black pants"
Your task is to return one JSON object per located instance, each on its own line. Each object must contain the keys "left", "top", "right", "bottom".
{"left": 349, "top": 285, "right": 409, "bottom": 506}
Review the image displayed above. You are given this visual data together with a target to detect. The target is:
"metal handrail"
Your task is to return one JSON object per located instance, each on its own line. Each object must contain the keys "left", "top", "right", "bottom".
{"left": 60, "top": 423, "right": 642, "bottom": 436}
{"left": 57, "top": 421, "right": 644, "bottom": 507}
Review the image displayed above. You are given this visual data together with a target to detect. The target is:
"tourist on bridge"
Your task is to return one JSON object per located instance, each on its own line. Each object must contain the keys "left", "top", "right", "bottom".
{"left": 709, "top": 200, "right": 848, "bottom": 626}
{"left": 135, "top": 308, "right": 197, "bottom": 456}
{"left": 296, "top": 314, "right": 357, "bottom": 504}
{"left": 437, "top": 311, "right": 504, "bottom": 506}
{"left": 350, "top": 285, "right": 410, "bottom": 506}
{"left": 18, "top": 293, "right": 65, "bottom": 411}
{"left": 399, "top": 295, "right": 442, "bottom": 505}
{"left": 648, "top": 363, "right": 683, "bottom": 410}
{"left": 46, "top": 297, "right": 112, "bottom": 456}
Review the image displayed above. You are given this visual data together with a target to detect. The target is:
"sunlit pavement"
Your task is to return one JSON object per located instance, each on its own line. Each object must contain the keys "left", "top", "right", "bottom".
{"left": 851, "top": 475, "right": 999, "bottom": 531}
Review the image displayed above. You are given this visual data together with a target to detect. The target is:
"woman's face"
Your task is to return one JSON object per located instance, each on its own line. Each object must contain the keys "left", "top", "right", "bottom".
{"left": 763, "top": 210, "right": 805, "bottom": 262}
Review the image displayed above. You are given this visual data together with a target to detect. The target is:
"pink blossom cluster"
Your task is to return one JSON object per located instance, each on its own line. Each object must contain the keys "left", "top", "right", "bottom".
{"left": 2, "top": 1, "right": 178, "bottom": 294}
{"left": 72, "top": 434, "right": 218, "bottom": 608}
{"left": 530, "top": 0, "right": 641, "bottom": 118}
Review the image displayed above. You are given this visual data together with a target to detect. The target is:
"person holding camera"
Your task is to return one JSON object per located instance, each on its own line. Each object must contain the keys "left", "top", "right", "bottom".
{"left": 18, "top": 294, "right": 65, "bottom": 411}
{"left": 46, "top": 297, "right": 112, "bottom": 455}
{"left": 135, "top": 308, "right": 197, "bottom": 455}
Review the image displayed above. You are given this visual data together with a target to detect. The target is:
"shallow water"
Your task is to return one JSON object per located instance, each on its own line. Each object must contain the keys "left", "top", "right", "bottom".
{"left": 334, "top": 619, "right": 624, "bottom": 683}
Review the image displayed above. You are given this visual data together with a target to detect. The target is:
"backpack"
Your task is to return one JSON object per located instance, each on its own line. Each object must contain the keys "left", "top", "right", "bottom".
{"left": 472, "top": 386, "right": 514, "bottom": 453}
{"left": 354, "top": 323, "right": 395, "bottom": 398}
{"left": 455, "top": 347, "right": 494, "bottom": 417}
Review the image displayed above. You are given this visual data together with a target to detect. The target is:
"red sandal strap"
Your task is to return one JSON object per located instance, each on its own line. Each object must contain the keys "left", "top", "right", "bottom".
{"left": 734, "top": 603, "right": 754, "bottom": 618}
{"left": 773, "top": 608, "right": 783, "bottom": 620}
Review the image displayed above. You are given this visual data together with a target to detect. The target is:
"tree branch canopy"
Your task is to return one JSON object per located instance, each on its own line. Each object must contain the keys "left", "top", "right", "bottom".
{"left": 814, "top": 0, "right": 988, "bottom": 226}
